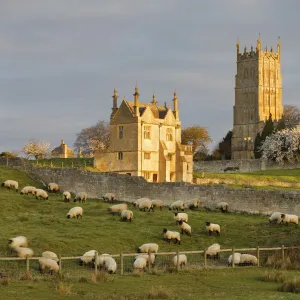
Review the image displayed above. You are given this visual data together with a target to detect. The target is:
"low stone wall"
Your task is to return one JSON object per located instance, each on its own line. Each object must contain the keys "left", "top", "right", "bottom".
{"left": 24, "top": 166, "right": 300, "bottom": 216}
{"left": 0, "top": 157, "right": 26, "bottom": 168}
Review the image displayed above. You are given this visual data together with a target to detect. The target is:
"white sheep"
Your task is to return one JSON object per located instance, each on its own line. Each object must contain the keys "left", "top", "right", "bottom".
{"left": 38, "top": 258, "right": 59, "bottom": 274}
{"left": 133, "top": 257, "right": 147, "bottom": 270}
{"left": 95, "top": 254, "right": 110, "bottom": 268}
{"left": 135, "top": 254, "right": 156, "bottom": 266}
{"left": 269, "top": 212, "right": 283, "bottom": 224}
{"left": 35, "top": 189, "right": 49, "bottom": 200}
{"left": 103, "top": 193, "right": 116, "bottom": 202}
{"left": 205, "top": 222, "right": 220, "bottom": 236}
{"left": 151, "top": 200, "right": 164, "bottom": 211}
{"left": 239, "top": 254, "right": 258, "bottom": 266}
{"left": 63, "top": 191, "right": 72, "bottom": 202}
{"left": 121, "top": 210, "right": 133, "bottom": 222}
{"left": 169, "top": 200, "right": 185, "bottom": 211}
{"left": 42, "top": 251, "right": 59, "bottom": 262}
{"left": 20, "top": 186, "right": 37, "bottom": 196}
{"left": 13, "top": 247, "right": 34, "bottom": 258}
{"left": 186, "top": 199, "right": 200, "bottom": 210}
{"left": 174, "top": 212, "right": 188, "bottom": 224}
{"left": 138, "top": 243, "right": 159, "bottom": 253}
{"left": 281, "top": 213, "right": 299, "bottom": 225}
{"left": 67, "top": 207, "right": 83, "bottom": 219}
{"left": 162, "top": 228, "right": 181, "bottom": 244}
{"left": 108, "top": 203, "right": 128, "bottom": 215}
{"left": 103, "top": 257, "right": 117, "bottom": 274}
{"left": 228, "top": 253, "right": 242, "bottom": 265}
{"left": 8, "top": 236, "right": 28, "bottom": 249}
{"left": 74, "top": 192, "right": 87, "bottom": 203}
{"left": 217, "top": 202, "right": 229, "bottom": 213}
{"left": 2, "top": 180, "right": 19, "bottom": 192}
{"left": 133, "top": 198, "right": 150, "bottom": 207}
{"left": 172, "top": 254, "right": 187, "bottom": 268}
{"left": 206, "top": 243, "right": 220, "bottom": 258}
{"left": 47, "top": 182, "right": 60, "bottom": 193}
{"left": 139, "top": 199, "right": 154, "bottom": 212}
{"left": 178, "top": 220, "right": 192, "bottom": 236}
{"left": 81, "top": 250, "right": 97, "bottom": 265}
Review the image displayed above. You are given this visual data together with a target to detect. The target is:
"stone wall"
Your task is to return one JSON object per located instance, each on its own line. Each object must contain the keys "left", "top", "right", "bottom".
{"left": 0, "top": 158, "right": 26, "bottom": 168}
{"left": 25, "top": 166, "right": 300, "bottom": 216}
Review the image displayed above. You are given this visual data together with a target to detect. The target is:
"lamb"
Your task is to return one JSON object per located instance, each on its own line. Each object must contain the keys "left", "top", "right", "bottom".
{"left": 205, "top": 222, "right": 220, "bottom": 236}
{"left": 42, "top": 251, "right": 59, "bottom": 262}
{"left": 139, "top": 199, "right": 154, "bottom": 212}
{"left": 35, "top": 189, "right": 49, "bottom": 200}
{"left": 63, "top": 191, "right": 72, "bottom": 202}
{"left": 178, "top": 220, "right": 192, "bottom": 236}
{"left": 239, "top": 254, "right": 258, "bottom": 266}
{"left": 206, "top": 243, "right": 220, "bottom": 259}
{"left": 133, "top": 198, "right": 150, "bottom": 207}
{"left": 186, "top": 199, "right": 200, "bottom": 210}
{"left": 13, "top": 247, "right": 34, "bottom": 258}
{"left": 162, "top": 228, "right": 181, "bottom": 244}
{"left": 8, "top": 236, "right": 28, "bottom": 249}
{"left": 47, "top": 182, "right": 60, "bottom": 193}
{"left": 172, "top": 254, "right": 187, "bottom": 268}
{"left": 135, "top": 254, "right": 156, "bottom": 266}
{"left": 174, "top": 212, "right": 188, "bottom": 224}
{"left": 108, "top": 203, "right": 128, "bottom": 215}
{"left": 138, "top": 243, "right": 159, "bottom": 253}
{"left": 169, "top": 200, "right": 184, "bottom": 211}
{"left": 103, "top": 257, "right": 117, "bottom": 274}
{"left": 80, "top": 250, "right": 97, "bottom": 265}
{"left": 217, "top": 202, "right": 229, "bottom": 213}
{"left": 1, "top": 180, "right": 19, "bottom": 192}
{"left": 103, "top": 193, "right": 116, "bottom": 202}
{"left": 151, "top": 200, "right": 164, "bottom": 211}
{"left": 121, "top": 210, "right": 133, "bottom": 222}
{"left": 38, "top": 258, "right": 59, "bottom": 274}
{"left": 269, "top": 212, "right": 283, "bottom": 224}
{"left": 20, "top": 186, "right": 37, "bottom": 196}
{"left": 228, "top": 253, "right": 242, "bottom": 265}
{"left": 74, "top": 192, "right": 87, "bottom": 203}
{"left": 67, "top": 207, "right": 83, "bottom": 219}
{"left": 281, "top": 213, "right": 299, "bottom": 225}
{"left": 133, "top": 257, "right": 147, "bottom": 270}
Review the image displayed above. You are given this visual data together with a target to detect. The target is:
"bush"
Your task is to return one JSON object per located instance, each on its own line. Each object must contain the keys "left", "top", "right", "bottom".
{"left": 279, "top": 277, "right": 300, "bottom": 293}
{"left": 262, "top": 270, "right": 286, "bottom": 283}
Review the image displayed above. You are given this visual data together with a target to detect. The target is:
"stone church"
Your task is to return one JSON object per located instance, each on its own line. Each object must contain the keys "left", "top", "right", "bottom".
{"left": 232, "top": 37, "right": 283, "bottom": 159}
{"left": 94, "top": 86, "right": 193, "bottom": 183}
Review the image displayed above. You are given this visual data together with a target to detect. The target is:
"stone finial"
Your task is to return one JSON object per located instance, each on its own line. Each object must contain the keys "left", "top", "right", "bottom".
{"left": 133, "top": 84, "right": 140, "bottom": 116}
{"left": 236, "top": 41, "right": 240, "bottom": 54}
{"left": 111, "top": 88, "right": 119, "bottom": 117}
{"left": 256, "top": 35, "right": 262, "bottom": 51}
{"left": 265, "top": 45, "right": 268, "bottom": 52}
{"left": 270, "top": 46, "right": 273, "bottom": 52}
{"left": 151, "top": 93, "right": 157, "bottom": 105}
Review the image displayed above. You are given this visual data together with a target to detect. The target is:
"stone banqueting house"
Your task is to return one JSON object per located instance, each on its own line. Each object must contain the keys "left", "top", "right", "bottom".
{"left": 94, "top": 86, "right": 193, "bottom": 183}
{"left": 51, "top": 140, "right": 75, "bottom": 158}
{"left": 232, "top": 37, "right": 283, "bottom": 159}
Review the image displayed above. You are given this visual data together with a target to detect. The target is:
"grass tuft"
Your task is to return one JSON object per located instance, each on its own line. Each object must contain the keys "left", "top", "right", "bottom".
{"left": 262, "top": 270, "right": 286, "bottom": 283}
{"left": 55, "top": 281, "right": 73, "bottom": 295}
{"left": 279, "top": 277, "right": 300, "bottom": 293}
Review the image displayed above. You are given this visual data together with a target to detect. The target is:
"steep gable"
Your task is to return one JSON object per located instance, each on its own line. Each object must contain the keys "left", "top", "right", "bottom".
{"left": 111, "top": 100, "right": 136, "bottom": 124}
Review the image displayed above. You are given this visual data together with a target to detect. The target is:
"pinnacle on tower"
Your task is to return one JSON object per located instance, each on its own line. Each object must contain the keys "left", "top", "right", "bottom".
{"left": 151, "top": 93, "right": 157, "bottom": 105}
{"left": 111, "top": 88, "right": 119, "bottom": 117}
{"left": 173, "top": 91, "right": 179, "bottom": 119}
{"left": 133, "top": 84, "right": 140, "bottom": 116}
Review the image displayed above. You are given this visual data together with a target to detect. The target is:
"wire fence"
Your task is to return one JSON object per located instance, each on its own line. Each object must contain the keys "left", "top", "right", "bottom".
{"left": 0, "top": 245, "right": 299, "bottom": 281}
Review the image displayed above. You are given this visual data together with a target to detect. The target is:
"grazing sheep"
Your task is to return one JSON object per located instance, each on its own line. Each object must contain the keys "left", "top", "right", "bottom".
{"left": 103, "top": 193, "right": 116, "bottom": 202}
{"left": 74, "top": 192, "right": 87, "bottom": 203}
{"left": 228, "top": 253, "right": 242, "bottom": 265}
{"left": 162, "top": 228, "right": 181, "bottom": 245}
{"left": 135, "top": 254, "right": 156, "bottom": 266}
{"left": 151, "top": 200, "right": 164, "bottom": 211}
{"left": 206, "top": 243, "right": 220, "bottom": 259}
{"left": 178, "top": 220, "right": 192, "bottom": 236}
{"left": 269, "top": 212, "right": 283, "bottom": 224}
{"left": 35, "top": 189, "right": 49, "bottom": 200}
{"left": 138, "top": 243, "right": 159, "bottom": 253}
{"left": 205, "top": 222, "right": 220, "bottom": 236}
{"left": 42, "top": 251, "right": 59, "bottom": 262}
{"left": 133, "top": 198, "right": 150, "bottom": 207}
{"left": 8, "top": 236, "right": 28, "bottom": 249}
{"left": 133, "top": 257, "right": 147, "bottom": 270}
{"left": 239, "top": 254, "right": 258, "bottom": 266}
{"left": 95, "top": 254, "right": 110, "bottom": 268}
{"left": 186, "top": 199, "right": 200, "bottom": 210}
{"left": 13, "top": 247, "right": 34, "bottom": 258}
{"left": 62, "top": 191, "right": 71, "bottom": 202}
{"left": 281, "top": 213, "right": 299, "bottom": 225}
{"left": 217, "top": 202, "right": 229, "bottom": 213}
{"left": 169, "top": 200, "right": 185, "bottom": 211}
{"left": 80, "top": 250, "right": 97, "bottom": 265}
{"left": 103, "top": 257, "right": 117, "bottom": 274}
{"left": 172, "top": 254, "right": 187, "bottom": 268}
{"left": 139, "top": 199, "right": 154, "bottom": 212}
{"left": 20, "top": 186, "right": 37, "bottom": 196}
{"left": 67, "top": 207, "right": 83, "bottom": 219}
{"left": 121, "top": 210, "right": 133, "bottom": 222}
{"left": 38, "top": 258, "right": 59, "bottom": 274}
{"left": 2, "top": 180, "right": 19, "bottom": 192}
{"left": 47, "top": 182, "right": 60, "bottom": 193}
{"left": 174, "top": 212, "right": 188, "bottom": 224}
{"left": 108, "top": 203, "right": 128, "bottom": 215}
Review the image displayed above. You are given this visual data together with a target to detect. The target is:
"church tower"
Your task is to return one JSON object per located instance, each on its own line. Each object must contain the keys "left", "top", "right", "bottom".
{"left": 231, "top": 36, "right": 283, "bottom": 159}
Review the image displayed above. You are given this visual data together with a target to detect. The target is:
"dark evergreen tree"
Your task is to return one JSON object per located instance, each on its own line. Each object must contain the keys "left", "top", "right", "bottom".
{"left": 218, "top": 130, "right": 232, "bottom": 160}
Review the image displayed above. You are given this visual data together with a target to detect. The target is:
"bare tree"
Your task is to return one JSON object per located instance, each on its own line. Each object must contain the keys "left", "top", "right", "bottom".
{"left": 74, "top": 120, "right": 110, "bottom": 157}
{"left": 22, "top": 139, "right": 51, "bottom": 159}
{"left": 284, "top": 105, "right": 300, "bottom": 122}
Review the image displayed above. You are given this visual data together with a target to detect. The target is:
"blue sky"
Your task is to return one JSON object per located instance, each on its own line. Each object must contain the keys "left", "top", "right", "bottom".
{"left": 1, "top": 0, "right": 299, "bottom": 153}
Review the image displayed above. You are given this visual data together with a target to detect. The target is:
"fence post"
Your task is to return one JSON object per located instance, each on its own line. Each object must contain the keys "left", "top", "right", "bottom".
{"left": 6, "top": 157, "right": 8, "bottom": 166}
{"left": 50, "top": 161, "right": 53, "bottom": 168}
{"left": 72, "top": 161, "right": 74, "bottom": 168}
{"left": 94, "top": 251, "right": 98, "bottom": 278}
{"left": 204, "top": 249, "right": 207, "bottom": 269}
{"left": 26, "top": 256, "right": 30, "bottom": 273}
{"left": 256, "top": 246, "right": 260, "bottom": 267}
{"left": 281, "top": 245, "right": 285, "bottom": 262}
{"left": 176, "top": 248, "right": 180, "bottom": 272}
{"left": 231, "top": 247, "right": 235, "bottom": 268}
{"left": 58, "top": 254, "right": 62, "bottom": 279}
{"left": 148, "top": 250, "right": 152, "bottom": 273}
{"left": 84, "top": 161, "right": 87, "bottom": 168}
{"left": 120, "top": 252, "right": 124, "bottom": 275}
{"left": 61, "top": 162, "right": 64, "bottom": 168}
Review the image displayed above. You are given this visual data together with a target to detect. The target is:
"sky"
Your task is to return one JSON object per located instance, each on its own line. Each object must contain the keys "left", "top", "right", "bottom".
{"left": 1, "top": 0, "right": 300, "bottom": 154}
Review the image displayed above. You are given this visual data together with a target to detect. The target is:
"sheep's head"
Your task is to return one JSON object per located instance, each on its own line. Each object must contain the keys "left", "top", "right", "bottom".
{"left": 281, "top": 214, "right": 285, "bottom": 219}
{"left": 162, "top": 228, "right": 168, "bottom": 233}
{"left": 178, "top": 220, "right": 183, "bottom": 225}
{"left": 174, "top": 212, "right": 178, "bottom": 216}
{"left": 67, "top": 214, "right": 71, "bottom": 219}
{"left": 137, "top": 247, "right": 141, "bottom": 253}
{"left": 205, "top": 222, "right": 210, "bottom": 226}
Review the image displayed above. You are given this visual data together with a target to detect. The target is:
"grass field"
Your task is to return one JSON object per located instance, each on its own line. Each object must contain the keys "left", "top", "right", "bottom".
{"left": 1, "top": 166, "right": 300, "bottom": 299}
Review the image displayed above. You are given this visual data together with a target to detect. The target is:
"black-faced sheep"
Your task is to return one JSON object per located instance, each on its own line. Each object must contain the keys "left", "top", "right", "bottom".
{"left": 217, "top": 202, "right": 229, "bottom": 213}
{"left": 137, "top": 243, "right": 159, "bottom": 253}
{"left": 35, "top": 189, "right": 49, "bottom": 200}
{"left": 205, "top": 222, "right": 220, "bottom": 236}
{"left": 139, "top": 199, "right": 154, "bottom": 212}
{"left": 151, "top": 200, "right": 164, "bottom": 210}
{"left": 178, "top": 220, "right": 192, "bottom": 236}
{"left": 162, "top": 228, "right": 181, "bottom": 244}
{"left": 281, "top": 213, "right": 299, "bottom": 225}
{"left": 2, "top": 180, "right": 19, "bottom": 192}
{"left": 47, "top": 182, "right": 60, "bottom": 193}
{"left": 121, "top": 210, "right": 133, "bottom": 222}
{"left": 20, "top": 186, "right": 37, "bottom": 196}
{"left": 169, "top": 200, "right": 185, "bottom": 211}
{"left": 63, "top": 191, "right": 71, "bottom": 202}
{"left": 269, "top": 212, "right": 282, "bottom": 224}
{"left": 39, "top": 258, "right": 59, "bottom": 274}
{"left": 172, "top": 254, "right": 187, "bottom": 268}
{"left": 103, "top": 193, "right": 116, "bottom": 202}
{"left": 67, "top": 207, "right": 83, "bottom": 219}
{"left": 74, "top": 192, "right": 87, "bottom": 203}
{"left": 174, "top": 212, "right": 188, "bottom": 224}
{"left": 108, "top": 204, "right": 128, "bottom": 216}
{"left": 8, "top": 236, "right": 28, "bottom": 249}
{"left": 186, "top": 199, "right": 200, "bottom": 210}
{"left": 206, "top": 243, "right": 220, "bottom": 259}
